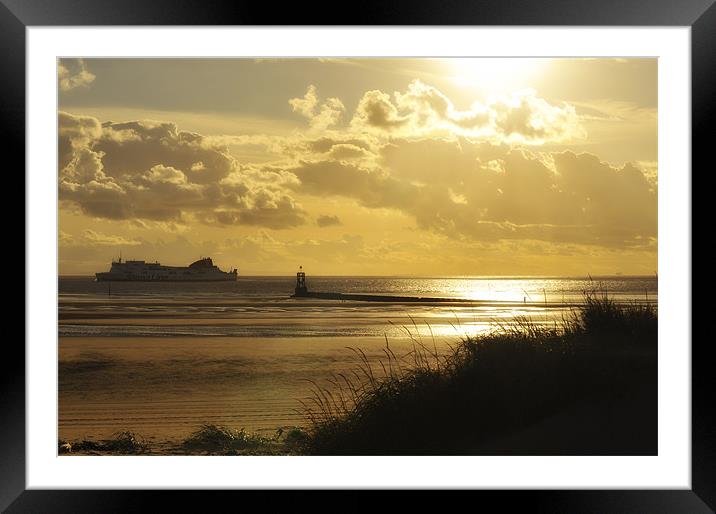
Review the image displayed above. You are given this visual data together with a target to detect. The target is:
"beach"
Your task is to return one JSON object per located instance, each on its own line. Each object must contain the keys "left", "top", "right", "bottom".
{"left": 58, "top": 275, "right": 657, "bottom": 448}
{"left": 60, "top": 335, "right": 417, "bottom": 443}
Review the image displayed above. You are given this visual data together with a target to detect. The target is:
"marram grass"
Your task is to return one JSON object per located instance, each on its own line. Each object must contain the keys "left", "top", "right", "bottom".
{"left": 301, "top": 290, "right": 657, "bottom": 455}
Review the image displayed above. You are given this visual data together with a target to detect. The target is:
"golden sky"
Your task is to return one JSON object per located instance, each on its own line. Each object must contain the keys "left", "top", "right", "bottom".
{"left": 58, "top": 58, "right": 657, "bottom": 276}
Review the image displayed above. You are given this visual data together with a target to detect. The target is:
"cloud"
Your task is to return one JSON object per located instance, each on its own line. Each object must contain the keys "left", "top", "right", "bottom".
{"left": 307, "top": 136, "right": 374, "bottom": 154}
{"left": 60, "top": 229, "right": 141, "bottom": 247}
{"left": 289, "top": 85, "right": 345, "bottom": 130}
{"left": 278, "top": 137, "right": 655, "bottom": 248}
{"left": 82, "top": 229, "right": 142, "bottom": 246}
{"left": 551, "top": 151, "right": 656, "bottom": 236}
{"left": 351, "top": 80, "right": 584, "bottom": 144}
{"left": 328, "top": 144, "right": 373, "bottom": 161}
{"left": 144, "top": 164, "right": 189, "bottom": 185}
{"left": 92, "top": 119, "right": 235, "bottom": 184}
{"left": 58, "top": 111, "right": 103, "bottom": 170}
{"left": 352, "top": 90, "right": 410, "bottom": 130}
{"left": 287, "top": 159, "right": 416, "bottom": 211}
{"left": 59, "top": 112, "right": 305, "bottom": 228}
{"left": 196, "top": 190, "right": 304, "bottom": 229}
{"left": 58, "top": 59, "right": 96, "bottom": 92}
{"left": 58, "top": 76, "right": 654, "bottom": 251}
{"left": 316, "top": 215, "right": 342, "bottom": 227}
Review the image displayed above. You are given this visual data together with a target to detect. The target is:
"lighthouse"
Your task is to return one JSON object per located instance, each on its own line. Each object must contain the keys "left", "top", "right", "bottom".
{"left": 295, "top": 266, "right": 308, "bottom": 297}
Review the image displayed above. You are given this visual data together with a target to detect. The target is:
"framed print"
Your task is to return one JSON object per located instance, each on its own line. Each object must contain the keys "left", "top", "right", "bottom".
{"left": 9, "top": 0, "right": 712, "bottom": 511}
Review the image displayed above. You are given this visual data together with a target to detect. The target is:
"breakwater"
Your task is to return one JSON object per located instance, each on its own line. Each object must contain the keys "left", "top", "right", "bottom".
{"left": 291, "top": 291, "right": 480, "bottom": 303}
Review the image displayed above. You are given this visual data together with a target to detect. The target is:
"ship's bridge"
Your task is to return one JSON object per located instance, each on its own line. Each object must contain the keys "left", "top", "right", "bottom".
{"left": 189, "top": 257, "right": 214, "bottom": 268}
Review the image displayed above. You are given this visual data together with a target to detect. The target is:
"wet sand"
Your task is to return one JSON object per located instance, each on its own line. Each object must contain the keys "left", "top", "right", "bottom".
{"left": 59, "top": 335, "right": 449, "bottom": 444}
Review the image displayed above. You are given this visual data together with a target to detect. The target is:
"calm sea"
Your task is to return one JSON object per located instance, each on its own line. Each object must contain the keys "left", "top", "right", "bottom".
{"left": 59, "top": 275, "right": 657, "bottom": 338}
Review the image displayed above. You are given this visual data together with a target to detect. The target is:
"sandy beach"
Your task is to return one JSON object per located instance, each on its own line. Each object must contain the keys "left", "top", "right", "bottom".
{"left": 58, "top": 275, "right": 657, "bottom": 450}
{"left": 59, "top": 335, "right": 450, "bottom": 444}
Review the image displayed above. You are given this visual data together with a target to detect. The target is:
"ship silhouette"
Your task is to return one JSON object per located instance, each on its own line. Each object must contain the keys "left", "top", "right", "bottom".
{"left": 95, "top": 256, "right": 238, "bottom": 282}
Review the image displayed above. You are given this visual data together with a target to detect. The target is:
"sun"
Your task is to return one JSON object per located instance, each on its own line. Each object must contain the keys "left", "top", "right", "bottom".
{"left": 446, "top": 58, "right": 546, "bottom": 95}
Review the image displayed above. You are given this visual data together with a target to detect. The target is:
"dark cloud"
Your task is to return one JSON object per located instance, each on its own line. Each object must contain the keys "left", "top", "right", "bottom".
{"left": 94, "top": 120, "right": 235, "bottom": 184}
{"left": 288, "top": 159, "right": 417, "bottom": 211}
{"left": 352, "top": 90, "right": 410, "bottom": 130}
{"left": 58, "top": 111, "right": 102, "bottom": 170}
{"left": 280, "top": 138, "right": 656, "bottom": 248}
{"left": 58, "top": 104, "right": 655, "bottom": 250}
{"left": 316, "top": 215, "right": 342, "bottom": 227}
{"left": 58, "top": 112, "right": 305, "bottom": 228}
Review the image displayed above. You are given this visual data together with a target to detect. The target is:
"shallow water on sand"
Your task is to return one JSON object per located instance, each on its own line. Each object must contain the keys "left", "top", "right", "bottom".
{"left": 58, "top": 275, "right": 656, "bottom": 443}
{"left": 59, "top": 336, "right": 438, "bottom": 442}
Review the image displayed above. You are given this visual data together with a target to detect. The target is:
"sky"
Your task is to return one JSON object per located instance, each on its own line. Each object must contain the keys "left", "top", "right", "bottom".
{"left": 58, "top": 58, "right": 657, "bottom": 276}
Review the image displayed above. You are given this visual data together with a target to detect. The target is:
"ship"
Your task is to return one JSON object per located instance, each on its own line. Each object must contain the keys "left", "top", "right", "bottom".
{"left": 95, "top": 256, "right": 238, "bottom": 282}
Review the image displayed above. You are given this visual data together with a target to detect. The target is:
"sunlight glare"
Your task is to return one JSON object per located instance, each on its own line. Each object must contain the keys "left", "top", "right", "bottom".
{"left": 448, "top": 58, "right": 545, "bottom": 94}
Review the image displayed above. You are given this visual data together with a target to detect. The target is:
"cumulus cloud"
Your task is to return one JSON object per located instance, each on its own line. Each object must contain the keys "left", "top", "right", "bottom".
{"left": 92, "top": 119, "right": 235, "bottom": 184}
{"left": 289, "top": 84, "right": 319, "bottom": 117}
{"left": 58, "top": 59, "right": 96, "bottom": 92}
{"left": 316, "top": 215, "right": 342, "bottom": 227}
{"left": 279, "top": 137, "right": 655, "bottom": 248}
{"left": 352, "top": 90, "right": 410, "bottom": 130}
{"left": 59, "top": 111, "right": 102, "bottom": 170}
{"left": 58, "top": 112, "right": 305, "bottom": 228}
{"left": 289, "top": 85, "right": 345, "bottom": 130}
{"left": 351, "top": 80, "right": 584, "bottom": 144}
{"left": 307, "top": 136, "right": 374, "bottom": 154}
{"left": 328, "top": 144, "right": 372, "bottom": 161}
{"left": 58, "top": 77, "right": 654, "bottom": 252}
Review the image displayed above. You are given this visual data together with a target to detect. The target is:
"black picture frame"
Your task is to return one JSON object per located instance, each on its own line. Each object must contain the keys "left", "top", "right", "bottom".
{"left": 7, "top": 0, "right": 712, "bottom": 510}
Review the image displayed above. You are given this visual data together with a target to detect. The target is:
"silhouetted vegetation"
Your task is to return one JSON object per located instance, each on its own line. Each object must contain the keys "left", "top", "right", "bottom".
{"left": 59, "top": 431, "right": 149, "bottom": 455}
{"left": 302, "top": 290, "right": 657, "bottom": 455}
{"left": 178, "top": 424, "right": 311, "bottom": 455}
{"left": 59, "top": 425, "right": 310, "bottom": 455}
{"left": 180, "top": 424, "right": 268, "bottom": 453}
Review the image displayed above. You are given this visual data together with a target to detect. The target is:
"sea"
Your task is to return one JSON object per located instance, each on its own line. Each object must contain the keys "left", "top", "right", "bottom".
{"left": 58, "top": 275, "right": 657, "bottom": 445}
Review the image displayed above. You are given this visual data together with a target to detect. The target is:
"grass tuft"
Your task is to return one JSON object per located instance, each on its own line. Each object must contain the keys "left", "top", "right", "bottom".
{"left": 59, "top": 431, "right": 149, "bottom": 455}
{"left": 180, "top": 424, "right": 271, "bottom": 454}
